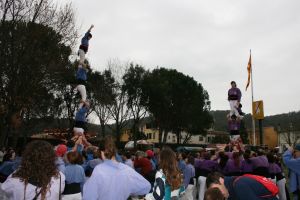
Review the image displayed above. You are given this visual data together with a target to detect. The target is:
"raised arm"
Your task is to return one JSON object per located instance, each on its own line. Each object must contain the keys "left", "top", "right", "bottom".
{"left": 87, "top": 24, "right": 94, "bottom": 33}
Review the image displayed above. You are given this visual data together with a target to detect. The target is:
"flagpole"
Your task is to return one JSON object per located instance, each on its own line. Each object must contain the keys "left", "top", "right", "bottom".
{"left": 250, "top": 49, "right": 256, "bottom": 145}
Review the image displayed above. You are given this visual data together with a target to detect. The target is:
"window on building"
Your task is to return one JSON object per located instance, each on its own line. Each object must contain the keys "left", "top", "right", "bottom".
{"left": 168, "top": 135, "right": 171, "bottom": 140}
{"left": 172, "top": 135, "right": 176, "bottom": 143}
{"left": 153, "top": 133, "right": 155, "bottom": 139}
{"left": 148, "top": 133, "right": 151, "bottom": 139}
{"left": 199, "top": 136, "right": 203, "bottom": 141}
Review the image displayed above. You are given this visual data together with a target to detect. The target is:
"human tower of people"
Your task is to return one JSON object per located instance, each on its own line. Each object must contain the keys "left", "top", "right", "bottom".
{"left": 227, "top": 81, "right": 244, "bottom": 150}
{"left": 0, "top": 25, "right": 300, "bottom": 200}
{"left": 71, "top": 25, "right": 94, "bottom": 148}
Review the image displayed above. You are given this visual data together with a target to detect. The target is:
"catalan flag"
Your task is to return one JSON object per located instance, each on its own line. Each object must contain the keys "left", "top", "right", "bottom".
{"left": 246, "top": 53, "right": 251, "bottom": 91}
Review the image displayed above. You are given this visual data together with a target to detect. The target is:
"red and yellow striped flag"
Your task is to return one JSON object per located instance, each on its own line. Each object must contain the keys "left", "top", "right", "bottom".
{"left": 246, "top": 53, "right": 251, "bottom": 91}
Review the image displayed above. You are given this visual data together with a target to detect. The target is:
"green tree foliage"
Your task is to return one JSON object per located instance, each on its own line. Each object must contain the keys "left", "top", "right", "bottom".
{"left": 0, "top": 0, "right": 77, "bottom": 146}
{"left": 141, "top": 68, "right": 213, "bottom": 144}
{"left": 0, "top": 21, "right": 72, "bottom": 145}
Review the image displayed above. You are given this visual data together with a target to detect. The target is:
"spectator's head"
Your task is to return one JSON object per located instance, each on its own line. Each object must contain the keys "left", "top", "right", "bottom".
{"left": 294, "top": 144, "right": 300, "bottom": 158}
{"left": 204, "top": 187, "right": 225, "bottom": 200}
{"left": 55, "top": 144, "right": 67, "bottom": 157}
{"left": 146, "top": 149, "right": 154, "bottom": 159}
{"left": 3, "top": 149, "right": 15, "bottom": 162}
{"left": 257, "top": 149, "right": 265, "bottom": 156}
{"left": 135, "top": 151, "right": 146, "bottom": 159}
{"left": 159, "top": 147, "right": 182, "bottom": 190}
{"left": 231, "top": 114, "right": 237, "bottom": 121}
{"left": 186, "top": 155, "right": 195, "bottom": 165}
{"left": 67, "top": 151, "right": 83, "bottom": 165}
{"left": 125, "top": 151, "right": 132, "bottom": 160}
{"left": 206, "top": 172, "right": 229, "bottom": 199}
{"left": 12, "top": 140, "right": 58, "bottom": 200}
{"left": 231, "top": 81, "right": 236, "bottom": 88}
{"left": 267, "top": 152, "right": 275, "bottom": 163}
{"left": 98, "top": 136, "right": 116, "bottom": 160}
{"left": 243, "top": 150, "right": 251, "bottom": 163}
{"left": 203, "top": 152, "right": 211, "bottom": 160}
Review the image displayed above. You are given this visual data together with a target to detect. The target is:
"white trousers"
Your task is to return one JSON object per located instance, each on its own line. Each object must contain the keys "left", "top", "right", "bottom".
{"left": 277, "top": 178, "right": 287, "bottom": 200}
{"left": 75, "top": 84, "right": 86, "bottom": 102}
{"left": 78, "top": 49, "right": 85, "bottom": 64}
{"left": 229, "top": 100, "right": 240, "bottom": 117}
{"left": 198, "top": 176, "right": 207, "bottom": 200}
{"left": 62, "top": 193, "right": 82, "bottom": 200}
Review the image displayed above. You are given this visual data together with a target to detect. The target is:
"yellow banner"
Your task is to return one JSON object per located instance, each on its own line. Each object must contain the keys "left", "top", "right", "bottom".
{"left": 252, "top": 100, "right": 264, "bottom": 120}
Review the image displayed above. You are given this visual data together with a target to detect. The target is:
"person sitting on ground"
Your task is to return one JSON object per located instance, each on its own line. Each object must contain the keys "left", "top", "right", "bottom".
{"left": 83, "top": 136, "right": 151, "bottom": 200}
{"left": 1, "top": 140, "right": 65, "bottom": 200}
{"left": 204, "top": 187, "right": 225, "bottom": 200}
{"left": 206, "top": 172, "right": 278, "bottom": 200}
{"left": 63, "top": 151, "right": 85, "bottom": 200}
{"left": 145, "top": 147, "right": 185, "bottom": 200}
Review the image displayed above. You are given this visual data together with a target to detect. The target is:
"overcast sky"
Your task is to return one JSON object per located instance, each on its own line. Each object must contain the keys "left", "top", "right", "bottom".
{"left": 61, "top": 0, "right": 300, "bottom": 117}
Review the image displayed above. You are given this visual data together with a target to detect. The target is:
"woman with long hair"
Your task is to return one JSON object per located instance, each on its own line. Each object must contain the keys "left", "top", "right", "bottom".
{"left": 1, "top": 140, "right": 65, "bottom": 200}
{"left": 146, "top": 147, "right": 184, "bottom": 200}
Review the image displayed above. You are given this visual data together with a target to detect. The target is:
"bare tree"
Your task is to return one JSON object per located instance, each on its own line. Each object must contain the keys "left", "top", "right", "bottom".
{"left": 0, "top": 0, "right": 78, "bottom": 47}
{"left": 280, "top": 123, "right": 300, "bottom": 147}
{"left": 106, "top": 59, "right": 132, "bottom": 144}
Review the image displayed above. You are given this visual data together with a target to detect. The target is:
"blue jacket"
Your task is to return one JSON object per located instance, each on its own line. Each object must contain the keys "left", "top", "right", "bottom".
{"left": 75, "top": 107, "right": 88, "bottom": 122}
{"left": 283, "top": 150, "right": 300, "bottom": 192}
{"left": 76, "top": 67, "right": 87, "bottom": 81}
{"left": 81, "top": 31, "right": 90, "bottom": 47}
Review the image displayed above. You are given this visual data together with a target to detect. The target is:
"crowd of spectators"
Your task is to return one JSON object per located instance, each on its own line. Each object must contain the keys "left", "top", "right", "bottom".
{"left": 0, "top": 138, "right": 299, "bottom": 200}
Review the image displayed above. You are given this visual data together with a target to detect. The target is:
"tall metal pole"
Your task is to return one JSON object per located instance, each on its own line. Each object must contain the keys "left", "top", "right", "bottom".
{"left": 250, "top": 50, "right": 256, "bottom": 145}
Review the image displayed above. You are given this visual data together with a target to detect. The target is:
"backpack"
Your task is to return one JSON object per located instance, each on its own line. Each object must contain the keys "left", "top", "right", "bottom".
{"left": 235, "top": 174, "right": 279, "bottom": 198}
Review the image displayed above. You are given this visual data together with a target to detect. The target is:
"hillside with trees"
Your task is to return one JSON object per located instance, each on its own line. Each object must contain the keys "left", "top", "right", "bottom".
{"left": 210, "top": 110, "right": 300, "bottom": 132}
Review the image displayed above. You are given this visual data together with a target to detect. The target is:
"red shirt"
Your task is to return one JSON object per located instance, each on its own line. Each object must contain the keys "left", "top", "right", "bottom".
{"left": 134, "top": 157, "right": 152, "bottom": 176}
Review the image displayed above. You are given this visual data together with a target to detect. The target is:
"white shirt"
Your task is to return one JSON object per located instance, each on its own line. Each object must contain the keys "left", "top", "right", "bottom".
{"left": 1, "top": 171, "right": 65, "bottom": 200}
